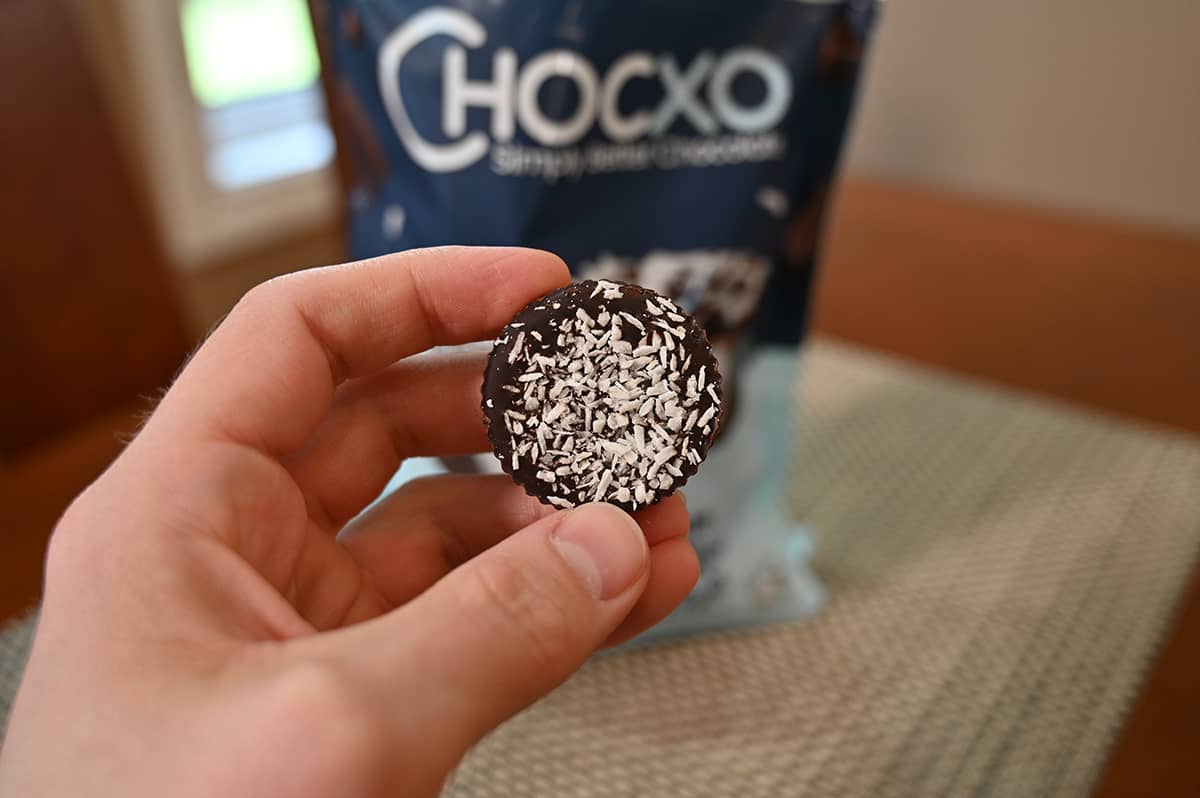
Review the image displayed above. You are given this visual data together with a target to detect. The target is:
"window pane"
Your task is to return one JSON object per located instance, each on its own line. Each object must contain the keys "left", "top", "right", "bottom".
{"left": 179, "top": 0, "right": 334, "bottom": 190}
{"left": 181, "top": 0, "right": 321, "bottom": 109}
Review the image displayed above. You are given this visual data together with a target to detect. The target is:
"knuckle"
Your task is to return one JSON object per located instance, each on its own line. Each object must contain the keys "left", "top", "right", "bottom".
{"left": 259, "top": 662, "right": 386, "bottom": 790}
{"left": 463, "top": 558, "right": 583, "bottom": 674}
{"left": 44, "top": 493, "right": 106, "bottom": 580}
{"left": 44, "top": 524, "right": 82, "bottom": 583}
{"left": 234, "top": 276, "right": 296, "bottom": 319}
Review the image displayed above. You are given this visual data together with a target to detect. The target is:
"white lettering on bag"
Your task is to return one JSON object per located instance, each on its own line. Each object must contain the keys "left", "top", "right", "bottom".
{"left": 378, "top": 7, "right": 794, "bottom": 173}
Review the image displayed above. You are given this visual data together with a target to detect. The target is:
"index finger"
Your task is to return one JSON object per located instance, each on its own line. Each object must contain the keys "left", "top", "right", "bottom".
{"left": 154, "top": 246, "right": 568, "bottom": 456}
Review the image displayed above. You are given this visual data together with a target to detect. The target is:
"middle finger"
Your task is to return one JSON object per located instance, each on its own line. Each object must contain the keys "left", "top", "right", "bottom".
{"left": 285, "top": 347, "right": 492, "bottom": 529}
{"left": 340, "top": 474, "right": 691, "bottom": 607}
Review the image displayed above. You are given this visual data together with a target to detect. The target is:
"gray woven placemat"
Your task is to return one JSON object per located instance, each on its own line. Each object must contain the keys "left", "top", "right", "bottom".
{"left": 0, "top": 611, "right": 35, "bottom": 736}
{"left": 3, "top": 340, "right": 1199, "bottom": 797}
{"left": 444, "top": 340, "right": 1200, "bottom": 798}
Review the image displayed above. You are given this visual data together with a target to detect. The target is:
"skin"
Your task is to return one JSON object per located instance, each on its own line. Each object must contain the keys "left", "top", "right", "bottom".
{"left": 0, "top": 247, "right": 699, "bottom": 798}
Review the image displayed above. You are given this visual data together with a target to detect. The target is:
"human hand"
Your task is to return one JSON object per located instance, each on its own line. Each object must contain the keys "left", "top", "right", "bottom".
{"left": 0, "top": 248, "right": 698, "bottom": 797}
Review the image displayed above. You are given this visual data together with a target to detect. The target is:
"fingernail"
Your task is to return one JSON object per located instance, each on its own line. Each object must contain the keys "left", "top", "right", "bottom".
{"left": 552, "top": 503, "right": 647, "bottom": 600}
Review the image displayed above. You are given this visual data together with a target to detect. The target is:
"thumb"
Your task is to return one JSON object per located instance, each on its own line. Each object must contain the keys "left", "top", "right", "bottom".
{"left": 329, "top": 502, "right": 649, "bottom": 760}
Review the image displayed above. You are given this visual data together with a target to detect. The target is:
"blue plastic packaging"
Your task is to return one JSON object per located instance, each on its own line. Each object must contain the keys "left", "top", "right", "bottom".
{"left": 314, "top": 0, "right": 875, "bottom": 637}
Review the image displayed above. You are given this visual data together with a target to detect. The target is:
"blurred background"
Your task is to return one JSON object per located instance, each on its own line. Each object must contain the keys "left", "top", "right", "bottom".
{"left": 2, "top": 0, "right": 1199, "bottom": 793}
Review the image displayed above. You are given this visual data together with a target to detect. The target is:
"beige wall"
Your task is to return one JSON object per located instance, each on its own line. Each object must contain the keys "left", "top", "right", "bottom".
{"left": 846, "top": 0, "right": 1200, "bottom": 235}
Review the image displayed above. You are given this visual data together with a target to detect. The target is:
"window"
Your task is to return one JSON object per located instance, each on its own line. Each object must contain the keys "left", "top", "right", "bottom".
{"left": 180, "top": 0, "right": 335, "bottom": 190}
{"left": 112, "top": 0, "right": 341, "bottom": 268}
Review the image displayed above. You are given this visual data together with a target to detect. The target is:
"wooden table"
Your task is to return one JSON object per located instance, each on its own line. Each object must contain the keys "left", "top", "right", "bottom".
{"left": 815, "top": 178, "right": 1200, "bottom": 797}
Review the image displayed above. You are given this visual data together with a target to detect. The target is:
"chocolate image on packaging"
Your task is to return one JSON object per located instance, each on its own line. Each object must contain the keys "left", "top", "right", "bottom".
{"left": 483, "top": 280, "right": 723, "bottom": 513}
{"left": 579, "top": 250, "right": 771, "bottom": 436}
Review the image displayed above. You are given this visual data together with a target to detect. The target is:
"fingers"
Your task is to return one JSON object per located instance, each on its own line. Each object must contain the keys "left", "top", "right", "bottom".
{"left": 315, "top": 503, "right": 651, "bottom": 766}
{"left": 257, "top": 473, "right": 557, "bottom": 633}
{"left": 284, "top": 348, "right": 493, "bottom": 529}
{"left": 633, "top": 492, "right": 692, "bottom": 547}
{"left": 604, "top": 536, "right": 700, "bottom": 646}
{"left": 339, "top": 474, "right": 555, "bottom": 607}
{"left": 287, "top": 346, "right": 696, "bottom": 533}
{"left": 340, "top": 477, "right": 690, "bottom": 605}
{"left": 149, "top": 247, "right": 568, "bottom": 457}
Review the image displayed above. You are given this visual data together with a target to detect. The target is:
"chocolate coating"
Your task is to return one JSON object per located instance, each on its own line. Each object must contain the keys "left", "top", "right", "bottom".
{"left": 483, "top": 280, "right": 723, "bottom": 513}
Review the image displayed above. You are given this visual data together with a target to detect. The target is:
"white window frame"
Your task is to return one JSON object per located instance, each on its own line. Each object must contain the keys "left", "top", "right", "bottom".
{"left": 112, "top": 0, "right": 341, "bottom": 270}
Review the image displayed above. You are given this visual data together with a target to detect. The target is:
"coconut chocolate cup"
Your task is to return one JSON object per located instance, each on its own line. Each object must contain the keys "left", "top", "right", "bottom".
{"left": 482, "top": 279, "right": 723, "bottom": 513}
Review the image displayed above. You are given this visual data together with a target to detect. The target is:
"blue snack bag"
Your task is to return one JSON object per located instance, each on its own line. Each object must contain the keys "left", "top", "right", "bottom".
{"left": 311, "top": 0, "right": 876, "bottom": 638}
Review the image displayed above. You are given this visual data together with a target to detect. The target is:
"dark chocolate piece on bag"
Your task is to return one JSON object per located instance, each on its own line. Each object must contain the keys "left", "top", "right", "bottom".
{"left": 483, "top": 280, "right": 723, "bottom": 513}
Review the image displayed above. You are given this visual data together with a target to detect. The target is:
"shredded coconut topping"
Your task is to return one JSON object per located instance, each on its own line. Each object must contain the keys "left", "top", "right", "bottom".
{"left": 489, "top": 280, "right": 720, "bottom": 510}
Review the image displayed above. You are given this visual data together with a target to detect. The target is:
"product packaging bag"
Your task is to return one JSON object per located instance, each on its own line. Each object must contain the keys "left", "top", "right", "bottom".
{"left": 311, "top": 0, "right": 876, "bottom": 638}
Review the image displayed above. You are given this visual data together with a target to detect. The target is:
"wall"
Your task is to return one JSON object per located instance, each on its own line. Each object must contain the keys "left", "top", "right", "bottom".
{"left": 846, "top": 0, "right": 1200, "bottom": 235}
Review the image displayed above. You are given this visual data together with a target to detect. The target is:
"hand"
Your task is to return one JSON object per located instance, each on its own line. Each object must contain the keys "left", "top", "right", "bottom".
{"left": 0, "top": 248, "right": 699, "bottom": 797}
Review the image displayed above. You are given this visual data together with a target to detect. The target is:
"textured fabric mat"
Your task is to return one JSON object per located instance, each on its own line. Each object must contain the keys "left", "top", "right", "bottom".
{"left": 0, "top": 612, "right": 35, "bottom": 736}
{"left": 443, "top": 340, "right": 1200, "bottom": 798}
{"left": 2, "top": 341, "right": 1199, "bottom": 796}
